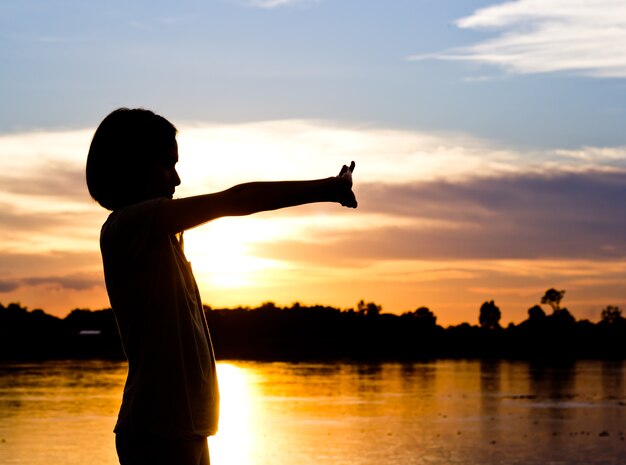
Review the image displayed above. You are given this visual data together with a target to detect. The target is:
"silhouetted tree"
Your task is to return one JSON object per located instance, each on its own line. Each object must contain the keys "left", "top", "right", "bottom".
{"left": 357, "top": 300, "right": 381, "bottom": 318}
{"left": 541, "top": 288, "right": 566, "bottom": 313}
{"left": 290, "top": 302, "right": 302, "bottom": 312}
{"left": 414, "top": 306, "right": 437, "bottom": 327}
{"left": 601, "top": 305, "right": 623, "bottom": 324}
{"left": 528, "top": 305, "right": 546, "bottom": 321}
{"left": 3, "top": 298, "right": 626, "bottom": 361}
{"left": 479, "top": 300, "right": 501, "bottom": 329}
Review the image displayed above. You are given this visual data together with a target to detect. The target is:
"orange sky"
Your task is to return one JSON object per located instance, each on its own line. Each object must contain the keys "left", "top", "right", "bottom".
{"left": 2, "top": 121, "right": 626, "bottom": 325}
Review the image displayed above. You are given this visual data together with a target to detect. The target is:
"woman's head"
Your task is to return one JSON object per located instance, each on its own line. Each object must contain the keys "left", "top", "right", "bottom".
{"left": 86, "top": 108, "right": 179, "bottom": 210}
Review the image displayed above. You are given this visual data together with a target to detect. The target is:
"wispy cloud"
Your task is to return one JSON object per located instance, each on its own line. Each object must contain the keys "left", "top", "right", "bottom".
{"left": 0, "top": 251, "right": 101, "bottom": 276}
{"left": 267, "top": 171, "right": 626, "bottom": 262}
{"left": 0, "top": 280, "right": 19, "bottom": 292}
{"left": 0, "top": 273, "right": 103, "bottom": 292}
{"left": 0, "top": 162, "right": 86, "bottom": 200}
{"left": 23, "top": 273, "right": 103, "bottom": 291}
{"left": 409, "top": 0, "right": 626, "bottom": 78}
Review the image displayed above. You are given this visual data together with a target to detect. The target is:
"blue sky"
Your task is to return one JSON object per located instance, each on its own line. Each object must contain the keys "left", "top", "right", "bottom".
{"left": 3, "top": 0, "right": 626, "bottom": 147}
{"left": 2, "top": 0, "right": 626, "bottom": 323}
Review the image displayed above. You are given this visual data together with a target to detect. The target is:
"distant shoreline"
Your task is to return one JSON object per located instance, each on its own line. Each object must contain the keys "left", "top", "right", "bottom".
{"left": 2, "top": 301, "right": 626, "bottom": 361}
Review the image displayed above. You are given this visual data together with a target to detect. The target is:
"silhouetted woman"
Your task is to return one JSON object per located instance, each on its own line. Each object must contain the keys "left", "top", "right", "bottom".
{"left": 86, "top": 108, "right": 357, "bottom": 465}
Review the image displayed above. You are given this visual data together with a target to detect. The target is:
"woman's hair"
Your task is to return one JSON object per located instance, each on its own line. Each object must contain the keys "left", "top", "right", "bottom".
{"left": 86, "top": 108, "right": 178, "bottom": 210}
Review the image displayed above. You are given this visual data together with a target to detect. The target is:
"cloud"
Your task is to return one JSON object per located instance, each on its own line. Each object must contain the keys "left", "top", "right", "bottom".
{"left": 0, "top": 262, "right": 103, "bottom": 294}
{"left": 0, "top": 129, "right": 93, "bottom": 204}
{"left": 409, "top": 0, "right": 626, "bottom": 78}
{"left": 0, "top": 250, "right": 102, "bottom": 276}
{"left": 0, "top": 204, "right": 104, "bottom": 255}
{"left": 4, "top": 121, "right": 626, "bottom": 263}
{"left": 251, "top": 170, "right": 626, "bottom": 262}
{"left": 0, "top": 274, "right": 103, "bottom": 293}
{"left": 21, "top": 274, "right": 104, "bottom": 291}
{"left": 0, "top": 161, "right": 87, "bottom": 200}
{"left": 0, "top": 280, "right": 20, "bottom": 292}
{"left": 361, "top": 170, "right": 626, "bottom": 222}
{"left": 176, "top": 120, "right": 626, "bottom": 201}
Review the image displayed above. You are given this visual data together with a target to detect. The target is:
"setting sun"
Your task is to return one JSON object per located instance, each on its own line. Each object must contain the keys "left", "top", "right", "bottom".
{"left": 183, "top": 217, "right": 284, "bottom": 289}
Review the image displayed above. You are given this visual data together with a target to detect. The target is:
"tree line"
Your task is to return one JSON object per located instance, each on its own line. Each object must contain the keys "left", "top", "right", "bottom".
{"left": 1, "top": 288, "right": 625, "bottom": 361}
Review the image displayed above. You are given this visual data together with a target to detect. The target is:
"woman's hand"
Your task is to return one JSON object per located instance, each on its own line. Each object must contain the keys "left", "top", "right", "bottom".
{"left": 336, "top": 161, "right": 357, "bottom": 208}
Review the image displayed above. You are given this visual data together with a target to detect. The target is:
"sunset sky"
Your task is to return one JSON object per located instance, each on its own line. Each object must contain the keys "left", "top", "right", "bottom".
{"left": 2, "top": 0, "right": 626, "bottom": 325}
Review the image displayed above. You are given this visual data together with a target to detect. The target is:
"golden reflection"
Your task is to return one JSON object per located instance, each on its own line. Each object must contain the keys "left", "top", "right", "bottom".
{"left": 208, "top": 362, "right": 258, "bottom": 465}
{"left": 0, "top": 360, "right": 623, "bottom": 465}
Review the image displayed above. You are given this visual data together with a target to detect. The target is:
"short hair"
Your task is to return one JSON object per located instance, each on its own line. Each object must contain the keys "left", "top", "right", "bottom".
{"left": 86, "top": 108, "right": 178, "bottom": 210}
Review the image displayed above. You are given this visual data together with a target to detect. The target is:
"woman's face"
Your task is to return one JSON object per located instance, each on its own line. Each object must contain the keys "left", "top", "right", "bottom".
{"left": 145, "top": 139, "right": 181, "bottom": 200}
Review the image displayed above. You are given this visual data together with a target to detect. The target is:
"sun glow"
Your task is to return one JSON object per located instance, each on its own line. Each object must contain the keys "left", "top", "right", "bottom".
{"left": 183, "top": 217, "right": 284, "bottom": 289}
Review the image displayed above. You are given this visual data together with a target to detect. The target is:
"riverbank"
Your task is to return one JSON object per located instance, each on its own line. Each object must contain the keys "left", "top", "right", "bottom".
{"left": 2, "top": 302, "right": 626, "bottom": 361}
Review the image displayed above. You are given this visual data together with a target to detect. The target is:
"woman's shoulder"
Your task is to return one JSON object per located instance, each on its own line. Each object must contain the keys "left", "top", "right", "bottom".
{"left": 101, "top": 198, "right": 165, "bottom": 248}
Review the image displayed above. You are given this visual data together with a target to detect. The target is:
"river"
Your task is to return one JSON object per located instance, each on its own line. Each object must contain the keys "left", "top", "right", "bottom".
{"left": 0, "top": 360, "right": 625, "bottom": 464}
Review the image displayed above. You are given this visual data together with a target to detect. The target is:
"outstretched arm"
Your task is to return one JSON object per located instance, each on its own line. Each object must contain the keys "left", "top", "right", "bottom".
{"left": 154, "top": 162, "right": 357, "bottom": 235}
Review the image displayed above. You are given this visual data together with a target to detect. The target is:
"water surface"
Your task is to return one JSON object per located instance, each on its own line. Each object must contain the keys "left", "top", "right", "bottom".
{"left": 1, "top": 360, "right": 625, "bottom": 464}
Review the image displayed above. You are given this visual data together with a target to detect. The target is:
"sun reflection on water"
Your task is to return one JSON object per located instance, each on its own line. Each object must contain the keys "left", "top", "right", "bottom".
{"left": 208, "top": 362, "right": 259, "bottom": 465}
